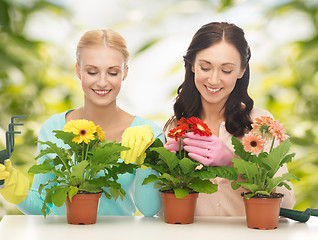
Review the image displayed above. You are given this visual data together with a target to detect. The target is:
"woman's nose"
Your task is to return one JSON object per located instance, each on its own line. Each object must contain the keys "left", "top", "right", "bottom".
{"left": 97, "top": 74, "right": 108, "bottom": 87}
{"left": 207, "top": 70, "right": 220, "bottom": 85}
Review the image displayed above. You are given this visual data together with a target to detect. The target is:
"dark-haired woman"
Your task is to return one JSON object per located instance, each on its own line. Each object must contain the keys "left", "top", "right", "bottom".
{"left": 164, "top": 22, "right": 295, "bottom": 216}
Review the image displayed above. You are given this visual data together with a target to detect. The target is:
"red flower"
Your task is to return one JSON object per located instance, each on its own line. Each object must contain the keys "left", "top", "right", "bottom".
{"left": 168, "top": 117, "right": 212, "bottom": 141}
{"left": 168, "top": 125, "right": 188, "bottom": 141}
{"left": 183, "top": 117, "right": 212, "bottom": 136}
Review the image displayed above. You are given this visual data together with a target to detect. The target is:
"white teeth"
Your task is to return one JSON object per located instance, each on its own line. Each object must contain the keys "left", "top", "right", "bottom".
{"left": 94, "top": 90, "right": 110, "bottom": 94}
{"left": 206, "top": 86, "right": 221, "bottom": 93}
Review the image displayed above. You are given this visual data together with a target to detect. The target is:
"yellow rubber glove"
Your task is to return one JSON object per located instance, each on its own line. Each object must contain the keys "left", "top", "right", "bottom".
{"left": 121, "top": 125, "right": 155, "bottom": 165}
{"left": 0, "top": 159, "right": 29, "bottom": 204}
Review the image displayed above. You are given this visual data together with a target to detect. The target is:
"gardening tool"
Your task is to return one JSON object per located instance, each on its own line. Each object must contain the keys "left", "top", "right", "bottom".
{"left": 0, "top": 115, "right": 26, "bottom": 189}
{"left": 280, "top": 208, "right": 318, "bottom": 223}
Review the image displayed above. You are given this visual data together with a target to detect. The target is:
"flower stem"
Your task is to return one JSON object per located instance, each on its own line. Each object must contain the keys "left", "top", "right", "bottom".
{"left": 269, "top": 136, "right": 276, "bottom": 153}
{"left": 178, "top": 137, "right": 182, "bottom": 159}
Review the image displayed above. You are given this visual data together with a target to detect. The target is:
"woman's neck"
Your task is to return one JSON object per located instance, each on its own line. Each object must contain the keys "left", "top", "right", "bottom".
{"left": 200, "top": 100, "right": 225, "bottom": 123}
{"left": 200, "top": 101, "right": 225, "bottom": 137}
{"left": 81, "top": 99, "right": 121, "bottom": 127}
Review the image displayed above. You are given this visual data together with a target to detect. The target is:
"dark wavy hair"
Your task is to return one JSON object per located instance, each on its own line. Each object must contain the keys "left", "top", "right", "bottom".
{"left": 165, "top": 22, "right": 254, "bottom": 137}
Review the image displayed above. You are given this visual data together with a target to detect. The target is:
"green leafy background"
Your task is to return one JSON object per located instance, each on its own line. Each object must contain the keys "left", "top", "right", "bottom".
{"left": 1, "top": 0, "right": 317, "bottom": 217}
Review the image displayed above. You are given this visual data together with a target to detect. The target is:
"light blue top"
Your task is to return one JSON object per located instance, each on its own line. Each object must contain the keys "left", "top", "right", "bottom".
{"left": 17, "top": 111, "right": 165, "bottom": 217}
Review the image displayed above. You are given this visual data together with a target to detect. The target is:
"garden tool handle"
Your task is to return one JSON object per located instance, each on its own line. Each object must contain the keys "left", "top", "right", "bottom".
{"left": 307, "top": 209, "right": 318, "bottom": 217}
{"left": 0, "top": 159, "right": 4, "bottom": 188}
{"left": 280, "top": 208, "right": 310, "bottom": 223}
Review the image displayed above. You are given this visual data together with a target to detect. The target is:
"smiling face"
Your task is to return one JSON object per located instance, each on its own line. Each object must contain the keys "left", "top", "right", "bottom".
{"left": 192, "top": 41, "right": 245, "bottom": 109}
{"left": 76, "top": 45, "right": 128, "bottom": 108}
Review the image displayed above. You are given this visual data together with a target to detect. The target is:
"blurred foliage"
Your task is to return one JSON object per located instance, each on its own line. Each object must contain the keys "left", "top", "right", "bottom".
{"left": 0, "top": 0, "right": 80, "bottom": 217}
{"left": 258, "top": 1, "right": 318, "bottom": 210}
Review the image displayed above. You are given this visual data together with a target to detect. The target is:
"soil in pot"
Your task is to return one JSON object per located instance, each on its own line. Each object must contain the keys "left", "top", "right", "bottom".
{"left": 161, "top": 191, "right": 198, "bottom": 224}
{"left": 242, "top": 192, "right": 284, "bottom": 230}
{"left": 66, "top": 192, "right": 102, "bottom": 225}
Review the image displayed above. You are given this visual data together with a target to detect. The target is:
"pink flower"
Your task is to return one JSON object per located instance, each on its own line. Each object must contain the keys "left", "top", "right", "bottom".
{"left": 242, "top": 132, "right": 266, "bottom": 155}
{"left": 269, "top": 119, "right": 289, "bottom": 143}
{"left": 251, "top": 116, "right": 274, "bottom": 140}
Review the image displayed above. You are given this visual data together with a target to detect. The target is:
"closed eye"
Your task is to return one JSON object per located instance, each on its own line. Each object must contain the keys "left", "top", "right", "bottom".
{"left": 88, "top": 72, "right": 98, "bottom": 75}
{"left": 200, "top": 66, "right": 210, "bottom": 72}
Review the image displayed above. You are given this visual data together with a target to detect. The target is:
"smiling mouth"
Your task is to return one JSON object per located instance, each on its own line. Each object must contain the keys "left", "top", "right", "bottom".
{"left": 206, "top": 86, "right": 222, "bottom": 93}
{"left": 93, "top": 89, "right": 111, "bottom": 96}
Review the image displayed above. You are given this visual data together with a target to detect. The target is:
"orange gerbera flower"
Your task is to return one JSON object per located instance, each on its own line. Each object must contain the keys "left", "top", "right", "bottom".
{"left": 168, "top": 125, "right": 188, "bottom": 141}
{"left": 185, "top": 117, "right": 212, "bottom": 136}
{"left": 269, "top": 119, "right": 289, "bottom": 143}
{"left": 251, "top": 116, "right": 274, "bottom": 140}
{"left": 242, "top": 132, "right": 266, "bottom": 155}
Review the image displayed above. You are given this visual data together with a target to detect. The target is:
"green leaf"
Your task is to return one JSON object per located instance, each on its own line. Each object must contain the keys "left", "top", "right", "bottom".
{"left": 151, "top": 147, "right": 179, "bottom": 172}
{"left": 265, "top": 172, "right": 297, "bottom": 193}
{"left": 70, "top": 160, "right": 88, "bottom": 185}
{"left": 233, "top": 158, "right": 258, "bottom": 182}
{"left": 52, "top": 186, "right": 69, "bottom": 207}
{"left": 174, "top": 188, "right": 189, "bottom": 198}
{"left": 231, "top": 137, "right": 258, "bottom": 163}
{"left": 28, "top": 159, "right": 54, "bottom": 174}
{"left": 189, "top": 179, "right": 218, "bottom": 194}
{"left": 179, "top": 157, "right": 198, "bottom": 174}
{"left": 266, "top": 138, "right": 292, "bottom": 178}
{"left": 234, "top": 181, "right": 259, "bottom": 193}
{"left": 159, "top": 173, "right": 180, "bottom": 185}
{"left": 37, "top": 140, "right": 71, "bottom": 173}
{"left": 255, "top": 190, "right": 270, "bottom": 196}
{"left": 207, "top": 166, "right": 238, "bottom": 180}
{"left": 231, "top": 181, "right": 241, "bottom": 190}
{"left": 53, "top": 130, "right": 80, "bottom": 153}
{"left": 68, "top": 186, "right": 79, "bottom": 202}
{"left": 109, "top": 187, "right": 120, "bottom": 201}
{"left": 142, "top": 174, "right": 159, "bottom": 185}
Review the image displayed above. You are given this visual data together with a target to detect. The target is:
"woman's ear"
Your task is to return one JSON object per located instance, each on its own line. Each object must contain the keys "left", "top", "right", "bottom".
{"left": 75, "top": 63, "right": 81, "bottom": 80}
{"left": 238, "top": 67, "right": 246, "bottom": 79}
{"left": 122, "top": 65, "right": 129, "bottom": 81}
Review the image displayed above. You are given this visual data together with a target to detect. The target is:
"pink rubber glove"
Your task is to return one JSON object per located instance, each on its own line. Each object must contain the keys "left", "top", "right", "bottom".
{"left": 164, "top": 137, "right": 184, "bottom": 154}
{"left": 183, "top": 132, "right": 234, "bottom": 166}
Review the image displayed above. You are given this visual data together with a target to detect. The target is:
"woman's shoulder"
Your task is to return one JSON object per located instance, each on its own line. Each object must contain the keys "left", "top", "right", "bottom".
{"left": 132, "top": 116, "right": 164, "bottom": 137}
{"left": 250, "top": 107, "right": 274, "bottom": 121}
{"left": 38, "top": 111, "right": 69, "bottom": 139}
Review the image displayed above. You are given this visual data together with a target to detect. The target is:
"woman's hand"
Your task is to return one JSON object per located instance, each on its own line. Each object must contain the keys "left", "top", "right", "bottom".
{"left": 120, "top": 125, "right": 155, "bottom": 165}
{"left": 183, "top": 132, "right": 234, "bottom": 167}
{"left": 164, "top": 137, "right": 184, "bottom": 153}
{"left": 0, "top": 159, "right": 29, "bottom": 204}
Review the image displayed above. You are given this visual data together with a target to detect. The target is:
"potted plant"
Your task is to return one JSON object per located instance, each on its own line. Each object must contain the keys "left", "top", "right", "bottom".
{"left": 142, "top": 117, "right": 238, "bottom": 224}
{"left": 28, "top": 119, "right": 136, "bottom": 225}
{"left": 231, "top": 116, "right": 299, "bottom": 230}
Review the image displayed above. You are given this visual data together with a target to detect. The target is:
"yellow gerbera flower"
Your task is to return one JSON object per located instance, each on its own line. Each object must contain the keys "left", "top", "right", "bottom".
{"left": 96, "top": 125, "right": 105, "bottom": 141}
{"left": 63, "top": 119, "right": 97, "bottom": 144}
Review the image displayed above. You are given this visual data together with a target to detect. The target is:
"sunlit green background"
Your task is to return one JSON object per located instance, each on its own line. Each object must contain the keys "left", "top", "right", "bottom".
{"left": 1, "top": 0, "right": 317, "bottom": 217}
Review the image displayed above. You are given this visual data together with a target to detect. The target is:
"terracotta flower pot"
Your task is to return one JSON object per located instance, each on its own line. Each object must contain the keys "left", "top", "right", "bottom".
{"left": 243, "top": 195, "right": 283, "bottom": 230}
{"left": 66, "top": 192, "right": 102, "bottom": 225}
{"left": 161, "top": 192, "right": 198, "bottom": 224}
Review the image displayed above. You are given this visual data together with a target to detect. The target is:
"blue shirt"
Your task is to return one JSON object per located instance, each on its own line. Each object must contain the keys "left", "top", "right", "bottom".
{"left": 17, "top": 111, "right": 164, "bottom": 217}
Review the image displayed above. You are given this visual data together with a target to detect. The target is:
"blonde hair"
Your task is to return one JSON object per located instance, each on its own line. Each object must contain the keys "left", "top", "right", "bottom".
{"left": 76, "top": 29, "right": 129, "bottom": 65}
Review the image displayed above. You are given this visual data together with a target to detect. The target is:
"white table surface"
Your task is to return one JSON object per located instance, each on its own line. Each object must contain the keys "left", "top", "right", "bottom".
{"left": 0, "top": 215, "right": 318, "bottom": 240}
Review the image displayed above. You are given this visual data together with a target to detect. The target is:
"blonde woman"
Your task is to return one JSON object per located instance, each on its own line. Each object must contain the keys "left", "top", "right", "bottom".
{"left": 0, "top": 29, "right": 163, "bottom": 216}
